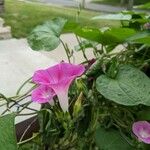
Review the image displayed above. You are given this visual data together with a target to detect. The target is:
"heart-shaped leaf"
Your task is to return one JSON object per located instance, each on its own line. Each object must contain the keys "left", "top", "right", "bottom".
{"left": 96, "top": 65, "right": 150, "bottom": 106}
{"left": 95, "top": 127, "right": 132, "bottom": 150}
{"left": 0, "top": 113, "right": 17, "bottom": 150}
{"left": 28, "top": 17, "right": 67, "bottom": 51}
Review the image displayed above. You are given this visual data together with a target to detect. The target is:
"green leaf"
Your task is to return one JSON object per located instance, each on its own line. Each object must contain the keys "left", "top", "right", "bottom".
{"left": 96, "top": 65, "right": 150, "bottom": 106}
{"left": 132, "top": 36, "right": 150, "bottom": 45}
{"left": 95, "top": 127, "right": 132, "bottom": 150}
{"left": 0, "top": 114, "right": 17, "bottom": 150}
{"left": 104, "top": 28, "right": 136, "bottom": 44}
{"left": 74, "top": 26, "right": 136, "bottom": 45}
{"left": 92, "top": 13, "right": 132, "bottom": 21}
{"left": 128, "top": 31, "right": 150, "bottom": 40}
{"left": 127, "top": 31, "right": 150, "bottom": 45}
{"left": 74, "top": 27, "right": 102, "bottom": 42}
{"left": 135, "top": 2, "right": 150, "bottom": 9}
{"left": 28, "top": 17, "right": 67, "bottom": 51}
{"left": 63, "top": 21, "right": 79, "bottom": 32}
{"left": 91, "top": 28, "right": 136, "bottom": 45}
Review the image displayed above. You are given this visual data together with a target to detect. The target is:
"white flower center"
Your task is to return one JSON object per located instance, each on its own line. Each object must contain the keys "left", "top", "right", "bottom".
{"left": 43, "top": 92, "right": 50, "bottom": 99}
{"left": 140, "top": 129, "right": 150, "bottom": 138}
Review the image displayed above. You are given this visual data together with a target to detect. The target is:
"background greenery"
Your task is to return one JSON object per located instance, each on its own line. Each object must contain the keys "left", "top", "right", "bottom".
{"left": 1, "top": 0, "right": 120, "bottom": 38}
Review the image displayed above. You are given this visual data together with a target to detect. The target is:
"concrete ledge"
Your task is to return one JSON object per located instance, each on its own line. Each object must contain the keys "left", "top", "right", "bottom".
{"left": 0, "top": 17, "right": 4, "bottom": 27}
{"left": 0, "top": 26, "right": 12, "bottom": 39}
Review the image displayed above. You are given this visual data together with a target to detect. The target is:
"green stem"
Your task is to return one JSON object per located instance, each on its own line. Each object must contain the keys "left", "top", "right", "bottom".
{"left": 19, "top": 117, "right": 37, "bottom": 142}
{"left": 18, "top": 133, "right": 39, "bottom": 145}
{"left": 16, "top": 77, "right": 32, "bottom": 95}
{"left": 17, "top": 112, "right": 37, "bottom": 116}
{"left": 75, "top": 35, "right": 88, "bottom": 61}
{"left": 1, "top": 95, "right": 31, "bottom": 115}
{"left": 60, "top": 39, "right": 71, "bottom": 63}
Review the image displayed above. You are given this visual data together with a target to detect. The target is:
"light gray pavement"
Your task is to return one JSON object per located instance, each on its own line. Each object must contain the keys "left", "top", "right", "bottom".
{"left": 0, "top": 38, "right": 56, "bottom": 123}
{"left": 39, "top": 0, "right": 78, "bottom": 7}
{"left": 30, "top": 0, "right": 125, "bottom": 13}
{"left": 0, "top": 38, "right": 56, "bottom": 96}
{"left": 85, "top": 2, "right": 124, "bottom": 12}
{"left": 25, "top": 0, "right": 149, "bottom": 13}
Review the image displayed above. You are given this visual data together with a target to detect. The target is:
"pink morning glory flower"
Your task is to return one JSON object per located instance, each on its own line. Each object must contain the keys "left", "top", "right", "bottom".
{"left": 32, "top": 85, "right": 55, "bottom": 103}
{"left": 32, "top": 62, "right": 85, "bottom": 111}
{"left": 132, "top": 121, "right": 150, "bottom": 144}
